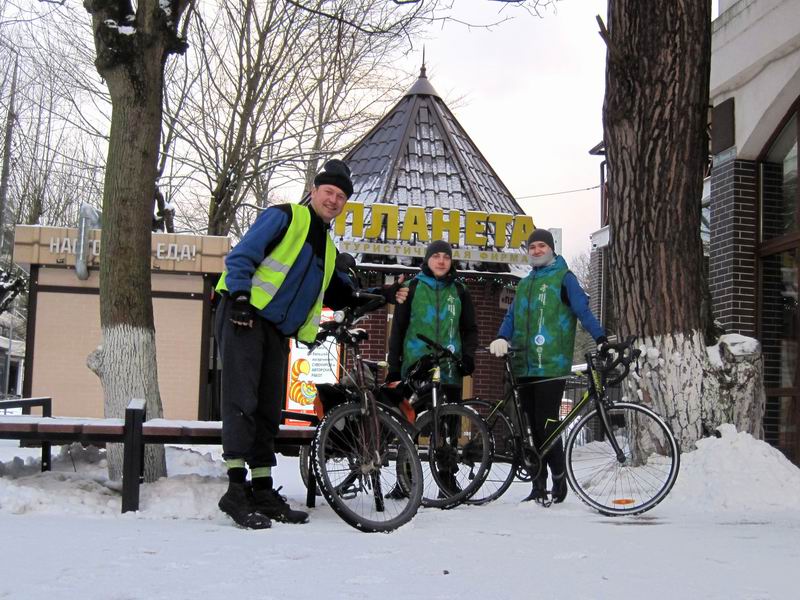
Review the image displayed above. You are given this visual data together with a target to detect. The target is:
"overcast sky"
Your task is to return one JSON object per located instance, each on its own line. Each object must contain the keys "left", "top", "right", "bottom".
{"left": 404, "top": 0, "right": 720, "bottom": 262}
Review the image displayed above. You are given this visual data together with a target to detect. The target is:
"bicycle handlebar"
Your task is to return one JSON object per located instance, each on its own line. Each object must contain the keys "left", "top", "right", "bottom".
{"left": 598, "top": 336, "right": 641, "bottom": 386}
{"left": 307, "top": 291, "right": 387, "bottom": 351}
{"left": 416, "top": 334, "right": 457, "bottom": 360}
{"left": 478, "top": 338, "right": 640, "bottom": 387}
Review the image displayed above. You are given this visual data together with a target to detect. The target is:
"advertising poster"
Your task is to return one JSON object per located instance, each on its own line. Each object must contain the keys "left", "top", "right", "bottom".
{"left": 284, "top": 309, "right": 341, "bottom": 425}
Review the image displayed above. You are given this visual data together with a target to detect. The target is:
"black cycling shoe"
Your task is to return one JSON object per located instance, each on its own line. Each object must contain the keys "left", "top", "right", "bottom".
{"left": 436, "top": 471, "right": 462, "bottom": 499}
{"left": 218, "top": 483, "right": 272, "bottom": 530}
{"left": 551, "top": 474, "right": 568, "bottom": 504}
{"left": 252, "top": 486, "right": 309, "bottom": 524}
{"left": 384, "top": 484, "right": 409, "bottom": 500}
{"left": 521, "top": 478, "right": 551, "bottom": 507}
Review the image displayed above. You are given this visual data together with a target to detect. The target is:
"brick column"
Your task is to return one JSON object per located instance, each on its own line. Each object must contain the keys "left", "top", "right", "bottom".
{"left": 465, "top": 280, "right": 512, "bottom": 401}
{"left": 708, "top": 156, "right": 758, "bottom": 336}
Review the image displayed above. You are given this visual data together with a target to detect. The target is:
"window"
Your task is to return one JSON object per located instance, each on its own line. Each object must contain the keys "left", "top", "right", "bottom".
{"left": 760, "top": 109, "right": 800, "bottom": 462}
{"left": 761, "top": 114, "right": 798, "bottom": 241}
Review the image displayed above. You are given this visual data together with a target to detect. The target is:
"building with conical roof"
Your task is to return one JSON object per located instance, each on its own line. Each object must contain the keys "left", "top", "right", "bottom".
{"left": 325, "top": 66, "right": 534, "bottom": 400}
{"left": 345, "top": 65, "right": 524, "bottom": 218}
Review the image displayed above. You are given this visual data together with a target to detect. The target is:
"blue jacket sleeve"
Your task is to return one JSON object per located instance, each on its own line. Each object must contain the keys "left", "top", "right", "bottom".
{"left": 563, "top": 272, "right": 606, "bottom": 341}
{"left": 497, "top": 301, "right": 515, "bottom": 340}
{"left": 223, "top": 207, "right": 290, "bottom": 296}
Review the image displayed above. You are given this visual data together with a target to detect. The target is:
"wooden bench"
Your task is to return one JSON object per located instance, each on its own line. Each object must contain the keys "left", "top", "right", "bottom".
{"left": 0, "top": 398, "right": 319, "bottom": 514}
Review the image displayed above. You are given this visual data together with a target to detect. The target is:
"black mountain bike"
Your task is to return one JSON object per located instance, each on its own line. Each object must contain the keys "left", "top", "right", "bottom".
{"left": 397, "top": 334, "right": 492, "bottom": 509}
{"left": 308, "top": 292, "right": 424, "bottom": 532}
{"left": 464, "top": 337, "right": 680, "bottom": 516}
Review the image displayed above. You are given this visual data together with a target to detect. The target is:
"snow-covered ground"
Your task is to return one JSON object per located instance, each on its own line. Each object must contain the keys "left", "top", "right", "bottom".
{"left": 1, "top": 424, "right": 798, "bottom": 600}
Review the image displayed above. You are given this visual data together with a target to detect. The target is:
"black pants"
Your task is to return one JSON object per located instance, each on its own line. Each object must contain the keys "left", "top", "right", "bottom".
{"left": 518, "top": 376, "right": 567, "bottom": 482}
{"left": 215, "top": 296, "right": 289, "bottom": 468}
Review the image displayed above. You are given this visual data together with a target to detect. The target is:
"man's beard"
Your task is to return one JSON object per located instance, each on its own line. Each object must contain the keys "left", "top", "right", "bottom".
{"left": 528, "top": 249, "right": 555, "bottom": 267}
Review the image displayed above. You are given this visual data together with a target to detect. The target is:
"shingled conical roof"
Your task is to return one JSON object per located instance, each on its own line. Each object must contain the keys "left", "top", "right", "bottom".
{"left": 344, "top": 66, "right": 524, "bottom": 218}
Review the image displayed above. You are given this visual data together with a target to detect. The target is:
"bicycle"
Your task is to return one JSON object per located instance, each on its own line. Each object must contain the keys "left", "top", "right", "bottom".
{"left": 396, "top": 334, "right": 492, "bottom": 509}
{"left": 307, "top": 291, "right": 424, "bottom": 532}
{"left": 464, "top": 337, "right": 680, "bottom": 516}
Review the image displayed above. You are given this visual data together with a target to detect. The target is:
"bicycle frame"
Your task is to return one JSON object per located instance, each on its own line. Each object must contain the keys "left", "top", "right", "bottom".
{"left": 485, "top": 350, "right": 628, "bottom": 473}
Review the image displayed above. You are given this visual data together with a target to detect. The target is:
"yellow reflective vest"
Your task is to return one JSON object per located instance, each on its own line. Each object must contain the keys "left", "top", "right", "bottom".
{"left": 216, "top": 204, "right": 336, "bottom": 343}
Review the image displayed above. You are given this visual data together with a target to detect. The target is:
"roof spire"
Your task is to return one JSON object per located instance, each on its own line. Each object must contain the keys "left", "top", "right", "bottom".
{"left": 405, "top": 49, "right": 439, "bottom": 98}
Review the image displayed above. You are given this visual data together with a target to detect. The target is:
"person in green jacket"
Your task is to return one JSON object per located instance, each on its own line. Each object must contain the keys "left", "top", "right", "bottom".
{"left": 386, "top": 240, "right": 478, "bottom": 402}
{"left": 490, "top": 228, "right": 607, "bottom": 505}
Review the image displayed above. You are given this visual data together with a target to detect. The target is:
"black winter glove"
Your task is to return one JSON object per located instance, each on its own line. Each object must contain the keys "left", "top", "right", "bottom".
{"left": 459, "top": 355, "right": 475, "bottom": 376}
{"left": 229, "top": 294, "right": 255, "bottom": 328}
{"left": 596, "top": 336, "right": 610, "bottom": 355}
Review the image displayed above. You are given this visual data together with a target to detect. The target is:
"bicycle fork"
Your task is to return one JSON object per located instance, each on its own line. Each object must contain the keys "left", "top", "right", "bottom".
{"left": 597, "top": 400, "right": 626, "bottom": 464}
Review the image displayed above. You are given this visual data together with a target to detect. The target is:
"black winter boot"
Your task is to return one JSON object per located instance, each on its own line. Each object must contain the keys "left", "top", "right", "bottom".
{"left": 521, "top": 475, "right": 551, "bottom": 506}
{"left": 251, "top": 483, "right": 309, "bottom": 524}
{"left": 218, "top": 482, "right": 271, "bottom": 529}
{"left": 551, "top": 473, "right": 568, "bottom": 504}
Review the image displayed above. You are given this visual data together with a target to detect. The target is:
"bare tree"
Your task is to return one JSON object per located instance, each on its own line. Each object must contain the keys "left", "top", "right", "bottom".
{"left": 294, "top": 0, "right": 419, "bottom": 194}
{"left": 569, "top": 251, "right": 594, "bottom": 363}
{"left": 81, "top": 0, "right": 192, "bottom": 482}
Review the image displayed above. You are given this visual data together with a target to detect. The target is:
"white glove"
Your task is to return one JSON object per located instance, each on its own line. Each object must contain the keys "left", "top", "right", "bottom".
{"left": 489, "top": 338, "right": 509, "bottom": 357}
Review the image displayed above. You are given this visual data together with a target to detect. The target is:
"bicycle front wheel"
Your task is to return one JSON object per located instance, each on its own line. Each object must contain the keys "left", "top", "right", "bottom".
{"left": 462, "top": 399, "right": 518, "bottom": 505}
{"left": 565, "top": 402, "right": 680, "bottom": 516}
{"left": 415, "top": 403, "right": 492, "bottom": 509}
{"left": 312, "top": 402, "right": 424, "bottom": 532}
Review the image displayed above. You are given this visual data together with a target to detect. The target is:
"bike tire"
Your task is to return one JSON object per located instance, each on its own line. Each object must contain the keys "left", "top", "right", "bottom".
{"left": 311, "top": 402, "right": 423, "bottom": 532}
{"left": 462, "top": 399, "right": 519, "bottom": 505}
{"left": 565, "top": 401, "right": 680, "bottom": 516}
{"left": 298, "top": 445, "right": 322, "bottom": 497}
{"left": 414, "top": 403, "right": 492, "bottom": 509}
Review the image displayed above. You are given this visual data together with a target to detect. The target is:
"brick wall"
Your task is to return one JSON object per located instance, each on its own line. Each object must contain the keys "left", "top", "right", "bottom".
{"left": 708, "top": 158, "right": 758, "bottom": 336}
{"left": 463, "top": 279, "right": 513, "bottom": 401}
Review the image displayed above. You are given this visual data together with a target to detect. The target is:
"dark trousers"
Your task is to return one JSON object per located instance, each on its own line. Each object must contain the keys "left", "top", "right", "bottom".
{"left": 518, "top": 376, "right": 567, "bottom": 482}
{"left": 215, "top": 296, "right": 289, "bottom": 468}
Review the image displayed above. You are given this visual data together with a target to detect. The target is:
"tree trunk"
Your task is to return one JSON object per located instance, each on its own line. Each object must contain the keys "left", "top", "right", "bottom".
{"left": 601, "top": 1, "right": 756, "bottom": 449}
{"left": 0, "top": 58, "right": 17, "bottom": 259}
{"left": 84, "top": 0, "right": 190, "bottom": 481}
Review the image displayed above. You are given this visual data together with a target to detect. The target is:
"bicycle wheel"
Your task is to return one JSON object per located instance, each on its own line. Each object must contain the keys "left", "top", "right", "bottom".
{"left": 565, "top": 402, "right": 680, "bottom": 516}
{"left": 312, "top": 402, "right": 423, "bottom": 532}
{"left": 462, "top": 399, "right": 519, "bottom": 505}
{"left": 298, "top": 445, "right": 322, "bottom": 497}
{"left": 414, "top": 404, "right": 492, "bottom": 509}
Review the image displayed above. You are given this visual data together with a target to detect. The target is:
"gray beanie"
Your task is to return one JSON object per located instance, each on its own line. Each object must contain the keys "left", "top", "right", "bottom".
{"left": 424, "top": 240, "right": 453, "bottom": 262}
{"left": 527, "top": 228, "right": 555, "bottom": 251}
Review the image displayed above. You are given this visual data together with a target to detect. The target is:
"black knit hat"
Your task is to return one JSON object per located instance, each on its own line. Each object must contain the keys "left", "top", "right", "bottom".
{"left": 314, "top": 159, "right": 353, "bottom": 198}
{"left": 527, "top": 228, "right": 555, "bottom": 251}
{"left": 424, "top": 240, "right": 453, "bottom": 262}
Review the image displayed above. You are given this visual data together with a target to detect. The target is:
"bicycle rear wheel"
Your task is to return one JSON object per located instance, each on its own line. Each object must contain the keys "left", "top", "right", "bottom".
{"left": 298, "top": 445, "right": 322, "bottom": 497}
{"left": 414, "top": 403, "right": 492, "bottom": 509}
{"left": 312, "top": 402, "right": 423, "bottom": 532}
{"left": 462, "top": 399, "right": 518, "bottom": 505}
{"left": 565, "top": 401, "right": 680, "bottom": 516}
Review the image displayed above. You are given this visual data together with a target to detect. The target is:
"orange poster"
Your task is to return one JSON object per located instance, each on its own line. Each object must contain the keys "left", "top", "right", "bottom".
{"left": 284, "top": 309, "right": 341, "bottom": 425}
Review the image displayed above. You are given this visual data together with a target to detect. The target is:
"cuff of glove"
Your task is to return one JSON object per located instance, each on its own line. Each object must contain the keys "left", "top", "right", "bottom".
{"left": 596, "top": 336, "right": 608, "bottom": 346}
{"left": 459, "top": 357, "right": 475, "bottom": 375}
{"left": 230, "top": 291, "right": 251, "bottom": 303}
{"left": 379, "top": 283, "right": 400, "bottom": 305}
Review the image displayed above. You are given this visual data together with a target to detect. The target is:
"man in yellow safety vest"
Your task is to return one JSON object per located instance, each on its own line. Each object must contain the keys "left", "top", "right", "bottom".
{"left": 214, "top": 159, "right": 399, "bottom": 529}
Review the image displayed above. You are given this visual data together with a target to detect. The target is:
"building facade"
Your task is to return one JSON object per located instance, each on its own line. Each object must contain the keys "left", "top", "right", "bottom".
{"left": 709, "top": 0, "right": 800, "bottom": 463}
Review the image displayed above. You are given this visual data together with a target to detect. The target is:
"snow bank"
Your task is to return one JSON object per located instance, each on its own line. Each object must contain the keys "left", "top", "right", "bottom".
{"left": 666, "top": 424, "right": 800, "bottom": 512}
{"left": 2, "top": 426, "right": 799, "bottom": 519}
